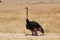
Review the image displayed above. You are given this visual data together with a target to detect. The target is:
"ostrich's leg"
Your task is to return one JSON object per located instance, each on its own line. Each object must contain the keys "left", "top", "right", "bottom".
{"left": 31, "top": 30, "right": 34, "bottom": 36}
{"left": 34, "top": 28, "right": 38, "bottom": 36}
{"left": 31, "top": 28, "right": 38, "bottom": 36}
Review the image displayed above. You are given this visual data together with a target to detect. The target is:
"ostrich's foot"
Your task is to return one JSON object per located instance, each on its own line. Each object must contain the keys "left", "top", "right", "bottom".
{"left": 31, "top": 34, "right": 38, "bottom": 36}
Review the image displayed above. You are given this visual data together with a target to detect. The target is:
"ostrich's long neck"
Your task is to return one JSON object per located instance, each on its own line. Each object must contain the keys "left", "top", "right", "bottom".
{"left": 26, "top": 7, "right": 29, "bottom": 24}
{"left": 26, "top": 7, "right": 28, "bottom": 19}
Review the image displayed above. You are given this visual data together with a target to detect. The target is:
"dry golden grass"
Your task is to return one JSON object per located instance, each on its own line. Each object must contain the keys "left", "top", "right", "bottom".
{"left": 0, "top": 3, "right": 60, "bottom": 34}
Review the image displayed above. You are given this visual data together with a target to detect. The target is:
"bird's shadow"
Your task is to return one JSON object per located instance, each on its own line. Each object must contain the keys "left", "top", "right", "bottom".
{"left": 25, "top": 34, "right": 45, "bottom": 36}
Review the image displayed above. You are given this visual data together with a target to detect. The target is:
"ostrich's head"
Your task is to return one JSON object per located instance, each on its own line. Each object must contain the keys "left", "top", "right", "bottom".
{"left": 0, "top": 0, "right": 2, "bottom": 3}
{"left": 26, "top": 7, "right": 28, "bottom": 10}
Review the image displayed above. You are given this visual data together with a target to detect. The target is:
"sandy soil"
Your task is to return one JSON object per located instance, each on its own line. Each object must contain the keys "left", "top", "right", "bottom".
{"left": 0, "top": 33, "right": 60, "bottom": 40}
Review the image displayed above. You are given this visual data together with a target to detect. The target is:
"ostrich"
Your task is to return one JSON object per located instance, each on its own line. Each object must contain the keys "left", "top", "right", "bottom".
{"left": 26, "top": 7, "right": 44, "bottom": 36}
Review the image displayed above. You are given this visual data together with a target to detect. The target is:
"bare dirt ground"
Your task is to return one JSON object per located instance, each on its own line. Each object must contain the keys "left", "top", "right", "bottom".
{"left": 0, "top": 33, "right": 60, "bottom": 40}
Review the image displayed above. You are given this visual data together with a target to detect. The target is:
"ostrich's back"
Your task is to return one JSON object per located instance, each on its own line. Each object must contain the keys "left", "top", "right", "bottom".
{"left": 30, "top": 21, "right": 41, "bottom": 28}
{"left": 26, "top": 21, "right": 42, "bottom": 30}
